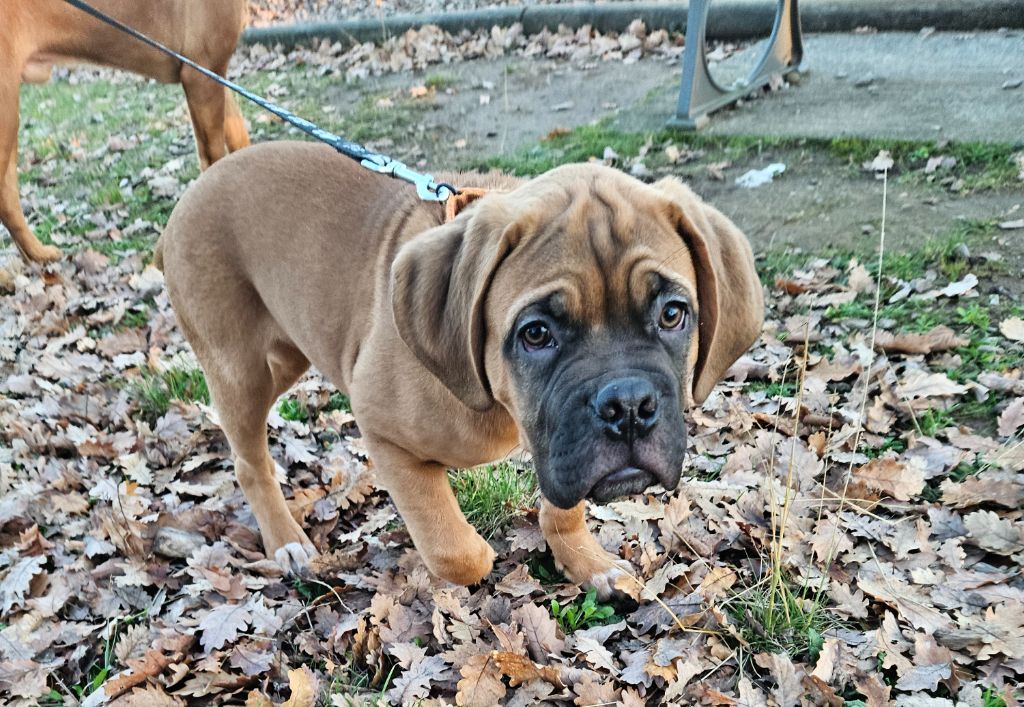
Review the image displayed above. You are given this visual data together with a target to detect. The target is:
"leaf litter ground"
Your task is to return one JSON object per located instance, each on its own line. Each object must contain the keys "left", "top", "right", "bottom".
{"left": 2, "top": 33, "right": 1024, "bottom": 707}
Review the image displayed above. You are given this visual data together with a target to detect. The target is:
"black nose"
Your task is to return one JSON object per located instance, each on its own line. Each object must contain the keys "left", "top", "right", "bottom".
{"left": 593, "top": 377, "right": 660, "bottom": 442}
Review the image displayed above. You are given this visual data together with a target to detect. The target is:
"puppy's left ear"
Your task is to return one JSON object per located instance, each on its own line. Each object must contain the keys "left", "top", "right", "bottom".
{"left": 390, "top": 208, "right": 517, "bottom": 412}
{"left": 654, "top": 177, "right": 764, "bottom": 404}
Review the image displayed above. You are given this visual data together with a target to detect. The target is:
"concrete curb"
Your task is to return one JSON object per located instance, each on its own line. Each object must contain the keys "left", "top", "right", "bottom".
{"left": 243, "top": 0, "right": 1024, "bottom": 49}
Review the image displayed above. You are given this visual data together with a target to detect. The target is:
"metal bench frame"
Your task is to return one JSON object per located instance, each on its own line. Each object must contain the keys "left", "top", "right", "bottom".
{"left": 669, "top": 0, "right": 805, "bottom": 129}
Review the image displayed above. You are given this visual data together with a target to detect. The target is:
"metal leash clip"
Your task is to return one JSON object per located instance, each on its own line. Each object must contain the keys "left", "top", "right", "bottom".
{"left": 360, "top": 156, "right": 456, "bottom": 202}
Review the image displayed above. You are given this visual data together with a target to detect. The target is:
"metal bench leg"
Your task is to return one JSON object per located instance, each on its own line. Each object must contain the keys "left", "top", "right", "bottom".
{"left": 668, "top": 0, "right": 805, "bottom": 130}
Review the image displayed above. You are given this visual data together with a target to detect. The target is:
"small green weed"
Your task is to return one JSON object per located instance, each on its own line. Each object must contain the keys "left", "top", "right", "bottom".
{"left": 117, "top": 307, "right": 150, "bottom": 330}
{"left": 917, "top": 408, "right": 957, "bottom": 437}
{"left": 746, "top": 380, "right": 798, "bottom": 398}
{"left": 278, "top": 396, "right": 309, "bottom": 422}
{"left": 132, "top": 366, "right": 209, "bottom": 424}
{"left": 550, "top": 588, "right": 619, "bottom": 633}
{"left": 72, "top": 609, "right": 149, "bottom": 700}
{"left": 526, "top": 552, "right": 567, "bottom": 587}
{"left": 956, "top": 303, "right": 991, "bottom": 330}
{"left": 324, "top": 391, "right": 352, "bottom": 413}
{"left": 859, "top": 436, "right": 907, "bottom": 459}
{"left": 982, "top": 687, "right": 1009, "bottom": 707}
{"left": 450, "top": 461, "right": 538, "bottom": 539}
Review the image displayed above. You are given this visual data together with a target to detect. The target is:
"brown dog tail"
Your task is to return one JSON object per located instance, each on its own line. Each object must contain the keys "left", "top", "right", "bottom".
{"left": 152, "top": 237, "right": 165, "bottom": 271}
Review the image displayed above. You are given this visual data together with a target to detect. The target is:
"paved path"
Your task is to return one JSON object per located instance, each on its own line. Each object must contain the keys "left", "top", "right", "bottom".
{"left": 624, "top": 30, "right": 1024, "bottom": 144}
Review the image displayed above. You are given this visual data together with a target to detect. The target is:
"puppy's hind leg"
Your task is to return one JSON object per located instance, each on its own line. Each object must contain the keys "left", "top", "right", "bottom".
{"left": 202, "top": 337, "right": 314, "bottom": 575}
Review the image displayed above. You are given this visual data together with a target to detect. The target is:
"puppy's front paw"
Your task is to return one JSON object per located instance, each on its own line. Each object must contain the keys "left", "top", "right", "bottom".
{"left": 272, "top": 540, "right": 318, "bottom": 577}
{"left": 423, "top": 530, "right": 495, "bottom": 586}
{"left": 576, "top": 559, "right": 635, "bottom": 601}
{"left": 550, "top": 537, "right": 632, "bottom": 601}
{"left": 264, "top": 520, "right": 318, "bottom": 577}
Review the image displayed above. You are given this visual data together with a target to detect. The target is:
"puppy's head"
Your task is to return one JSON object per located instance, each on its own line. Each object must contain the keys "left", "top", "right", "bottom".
{"left": 391, "top": 164, "right": 763, "bottom": 507}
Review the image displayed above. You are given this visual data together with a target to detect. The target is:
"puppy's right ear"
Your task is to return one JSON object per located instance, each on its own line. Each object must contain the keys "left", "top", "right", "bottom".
{"left": 390, "top": 211, "right": 516, "bottom": 412}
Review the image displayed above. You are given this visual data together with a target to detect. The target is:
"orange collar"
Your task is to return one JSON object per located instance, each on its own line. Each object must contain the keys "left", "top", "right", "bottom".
{"left": 444, "top": 188, "right": 489, "bottom": 223}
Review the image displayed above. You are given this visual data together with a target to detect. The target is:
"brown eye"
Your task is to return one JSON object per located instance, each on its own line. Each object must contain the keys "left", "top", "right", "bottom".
{"left": 520, "top": 322, "right": 554, "bottom": 351}
{"left": 659, "top": 301, "right": 688, "bottom": 331}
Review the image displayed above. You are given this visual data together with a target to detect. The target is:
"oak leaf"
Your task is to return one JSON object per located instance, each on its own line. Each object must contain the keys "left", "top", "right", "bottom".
{"left": 387, "top": 653, "right": 447, "bottom": 704}
{"left": 997, "top": 397, "right": 1024, "bottom": 438}
{"left": 873, "top": 325, "right": 967, "bottom": 355}
{"left": 572, "top": 672, "right": 618, "bottom": 706}
{"left": 199, "top": 602, "right": 252, "bottom": 652}
{"left": 492, "top": 651, "right": 562, "bottom": 687}
{"left": 894, "top": 633, "right": 953, "bottom": 692}
{"left": 753, "top": 652, "right": 804, "bottom": 707}
{"left": 512, "top": 602, "right": 564, "bottom": 661}
{"left": 940, "top": 471, "right": 1024, "bottom": 509}
{"left": 855, "top": 673, "right": 891, "bottom": 707}
{"left": 858, "top": 577, "right": 953, "bottom": 634}
{"left": 456, "top": 652, "right": 506, "bottom": 707}
{"left": 852, "top": 458, "right": 924, "bottom": 501}
{"left": 963, "top": 510, "right": 1024, "bottom": 555}
{"left": 495, "top": 564, "right": 542, "bottom": 597}
{"left": 280, "top": 667, "right": 318, "bottom": 707}
{"left": 999, "top": 316, "right": 1024, "bottom": 341}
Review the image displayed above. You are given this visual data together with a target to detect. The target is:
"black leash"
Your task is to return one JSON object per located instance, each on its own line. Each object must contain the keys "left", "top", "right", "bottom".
{"left": 61, "top": 0, "right": 457, "bottom": 202}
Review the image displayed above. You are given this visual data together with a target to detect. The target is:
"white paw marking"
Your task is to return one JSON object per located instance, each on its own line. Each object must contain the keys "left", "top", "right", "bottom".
{"left": 585, "top": 560, "right": 632, "bottom": 601}
{"left": 273, "top": 541, "right": 317, "bottom": 577}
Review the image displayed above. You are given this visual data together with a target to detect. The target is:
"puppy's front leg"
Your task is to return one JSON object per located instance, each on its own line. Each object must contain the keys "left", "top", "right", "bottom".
{"left": 367, "top": 437, "right": 495, "bottom": 585}
{"left": 541, "top": 499, "right": 629, "bottom": 600}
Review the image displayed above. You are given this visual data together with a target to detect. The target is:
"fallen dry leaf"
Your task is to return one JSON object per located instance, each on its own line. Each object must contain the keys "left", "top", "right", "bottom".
{"left": 873, "top": 325, "right": 968, "bottom": 355}
{"left": 851, "top": 458, "right": 925, "bottom": 501}
{"left": 999, "top": 316, "right": 1024, "bottom": 341}
{"left": 997, "top": 397, "right": 1024, "bottom": 438}
{"left": 457, "top": 652, "right": 506, "bottom": 707}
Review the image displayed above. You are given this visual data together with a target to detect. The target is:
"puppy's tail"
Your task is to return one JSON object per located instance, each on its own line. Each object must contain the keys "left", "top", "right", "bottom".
{"left": 152, "top": 236, "right": 165, "bottom": 271}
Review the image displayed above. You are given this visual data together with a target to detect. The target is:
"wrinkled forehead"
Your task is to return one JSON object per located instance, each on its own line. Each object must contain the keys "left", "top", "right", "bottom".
{"left": 491, "top": 182, "right": 698, "bottom": 328}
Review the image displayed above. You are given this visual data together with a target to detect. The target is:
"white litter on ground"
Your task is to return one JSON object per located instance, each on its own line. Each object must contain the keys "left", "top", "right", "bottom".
{"left": 734, "top": 162, "right": 786, "bottom": 188}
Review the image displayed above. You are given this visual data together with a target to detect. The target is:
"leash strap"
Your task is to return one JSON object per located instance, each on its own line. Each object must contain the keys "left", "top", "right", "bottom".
{"left": 61, "top": 0, "right": 457, "bottom": 202}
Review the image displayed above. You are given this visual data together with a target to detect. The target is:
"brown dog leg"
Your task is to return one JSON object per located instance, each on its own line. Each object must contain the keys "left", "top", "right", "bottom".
{"left": 0, "top": 76, "right": 60, "bottom": 262}
{"left": 540, "top": 499, "right": 629, "bottom": 600}
{"left": 181, "top": 67, "right": 228, "bottom": 169}
{"left": 223, "top": 91, "right": 250, "bottom": 154}
{"left": 367, "top": 437, "right": 496, "bottom": 585}
{"left": 202, "top": 341, "right": 315, "bottom": 574}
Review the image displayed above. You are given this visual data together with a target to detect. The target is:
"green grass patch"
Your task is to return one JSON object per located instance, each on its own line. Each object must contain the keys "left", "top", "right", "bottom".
{"left": 723, "top": 577, "right": 841, "bottom": 664}
{"left": 19, "top": 75, "right": 193, "bottom": 253}
{"left": 278, "top": 396, "right": 309, "bottom": 423}
{"left": 449, "top": 461, "right": 538, "bottom": 539}
{"left": 328, "top": 652, "right": 399, "bottom": 707}
{"left": 115, "top": 306, "right": 151, "bottom": 331}
{"left": 471, "top": 123, "right": 789, "bottom": 176}
{"left": 827, "top": 137, "right": 1020, "bottom": 190}
{"left": 324, "top": 392, "right": 352, "bottom": 414}
{"left": 550, "top": 588, "right": 619, "bottom": 633}
{"left": 746, "top": 380, "right": 799, "bottom": 398}
{"left": 424, "top": 72, "right": 458, "bottom": 90}
{"left": 131, "top": 366, "right": 210, "bottom": 424}
{"left": 471, "top": 122, "right": 1020, "bottom": 192}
